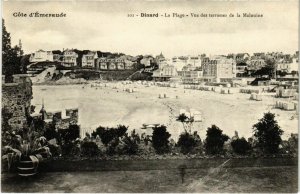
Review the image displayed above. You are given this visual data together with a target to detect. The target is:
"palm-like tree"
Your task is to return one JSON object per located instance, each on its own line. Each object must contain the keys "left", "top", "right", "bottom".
{"left": 176, "top": 113, "right": 194, "bottom": 132}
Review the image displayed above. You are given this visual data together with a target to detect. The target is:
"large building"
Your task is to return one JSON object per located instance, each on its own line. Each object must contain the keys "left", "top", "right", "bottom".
{"left": 29, "top": 50, "right": 54, "bottom": 62}
{"left": 172, "top": 55, "right": 203, "bottom": 71}
{"left": 152, "top": 64, "right": 178, "bottom": 81}
{"left": 82, "top": 51, "right": 98, "bottom": 68}
{"left": 95, "top": 56, "right": 135, "bottom": 70}
{"left": 277, "top": 58, "right": 299, "bottom": 73}
{"left": 62, "top": 49, "right": 79, "bottom": 67}
{"left": 181, "top": 65, "right": 203, "bottom": 84}
{"left": 202, "top": 56, "right": 236, "bottom": 82}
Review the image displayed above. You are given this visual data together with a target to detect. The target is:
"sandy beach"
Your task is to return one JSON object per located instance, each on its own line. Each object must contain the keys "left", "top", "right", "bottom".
{"left": 31, "top": 82, "right": 298, "bottom": 140}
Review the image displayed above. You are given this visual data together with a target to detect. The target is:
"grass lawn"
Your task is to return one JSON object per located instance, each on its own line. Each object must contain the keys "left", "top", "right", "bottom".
{"left": 2, "top": 166, "right": 297, "bottom": 193}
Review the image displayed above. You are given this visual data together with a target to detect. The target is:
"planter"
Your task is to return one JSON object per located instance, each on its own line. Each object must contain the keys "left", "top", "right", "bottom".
{"left": 17, "top": 155, "right": 39, "bottom": 177}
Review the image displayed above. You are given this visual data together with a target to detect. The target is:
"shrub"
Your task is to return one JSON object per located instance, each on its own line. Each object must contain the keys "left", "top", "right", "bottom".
{"left": 81, "top": 141, "right": 99, "bottom": 157}
{"left": 44, "top": 125, "right": 59, "bottom": 141}
{"left": 92, "top": 125, "right": 128, "bottom": 146}
{"left": 152, "top": 125, "right": 171, "bottom": 154}
{"left": 231, "top": 137, "right": 251, "bottom": 155}
{"left": 177, "top": 132, "right": 198, "bottom": 154}
{"left": 106, "top": 138, "right": 120, "bottom": 155}
{"left": 61, "top": 142, "right": 79, "bottom": 156}
{"left": 119, "top": 135, "right": 139, "bottom": 155}
{"left": 47, "top": 144, "right": 61, "bottom": 157}
{"left": 58, "top": 124, "right": 80, "bottom": 144}
{"left": 253, "top": 112, "right": 283, "bottom": 154}
{"left": 204, "top": 125, "right": 229, "bottom": 155}
{"left": 117, "top": 130, "right": 140, "bottom": 155}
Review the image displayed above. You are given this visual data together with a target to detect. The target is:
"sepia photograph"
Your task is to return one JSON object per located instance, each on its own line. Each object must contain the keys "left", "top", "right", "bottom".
{"left": 1, "top": 0, "right": 299, "bottom": 193}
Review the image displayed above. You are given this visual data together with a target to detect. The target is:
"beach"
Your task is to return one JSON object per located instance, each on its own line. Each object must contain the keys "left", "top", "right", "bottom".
{"left": 31, "top": 82, "right": 298, "bottom": 140}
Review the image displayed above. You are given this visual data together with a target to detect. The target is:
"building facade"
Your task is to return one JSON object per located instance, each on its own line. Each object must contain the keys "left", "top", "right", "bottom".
{"left": 63, "top": 49, "right": 79, "bottom": 67}
{"left": 82, "top": 51, "right": 98, "bottom": 68}
{"left": 152, "top": 64, "right": 178, "bottom": 81}
{"left": 277, "top": 58, "right": 299, "bottom": 73}
{"left": 29, "top": 50, "right": 54, "bottom": 62}
{"left": 96, "top": 57, "right": 134, "bottom": 70}
{"left": 202, "top": 56, "right": 236, "bottom": 82}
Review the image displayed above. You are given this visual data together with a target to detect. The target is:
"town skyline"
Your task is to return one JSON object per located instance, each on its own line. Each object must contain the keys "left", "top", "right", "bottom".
{"left": 3, "top": 0, "right": 298, "bottom": 58}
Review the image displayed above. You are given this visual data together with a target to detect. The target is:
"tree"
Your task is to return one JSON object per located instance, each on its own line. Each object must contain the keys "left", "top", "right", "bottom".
{"left": 176, "top": 113, "right": 188, "bottom": 131}
{"left": 2, "top": 19, "right": 24, "bottom": 82}
{"left": 176, "top": 113, "right": 194, "bottom": 132}
{"left": 177, "top": 131, "right": 198, "bottom": 154}
{"left": 258, "top": 58, "right": 276, "bottom": 78}
{"left": 231, "top": 137, "right": 251, "bottom": 155}
{"left": 204, "top": 125, "right": 229, "bottom": 155}
{"left": 253, "top": 112, "right": 283, "bottom": 154}
{"left": 152, "top": 125, "right": 171, "bottom": 154}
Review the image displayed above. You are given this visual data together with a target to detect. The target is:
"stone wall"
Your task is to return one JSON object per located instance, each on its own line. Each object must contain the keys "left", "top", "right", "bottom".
{"left": 2, "top": 75, "right": 33, "bottom": 130}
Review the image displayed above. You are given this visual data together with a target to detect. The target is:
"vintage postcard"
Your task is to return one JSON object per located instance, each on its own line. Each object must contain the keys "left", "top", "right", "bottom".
{"left": 1, "top": 0, "right": 298, "bottom": 193}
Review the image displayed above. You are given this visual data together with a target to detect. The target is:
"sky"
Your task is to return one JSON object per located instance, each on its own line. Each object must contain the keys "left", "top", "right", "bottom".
{"left": 2, "top": 0, "right": 299, "bottom": 58}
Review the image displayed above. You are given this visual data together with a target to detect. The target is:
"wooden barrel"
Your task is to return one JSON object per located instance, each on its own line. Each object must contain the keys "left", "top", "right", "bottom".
{"left": 17, "top": 155, "right": 39, "bottom": 177}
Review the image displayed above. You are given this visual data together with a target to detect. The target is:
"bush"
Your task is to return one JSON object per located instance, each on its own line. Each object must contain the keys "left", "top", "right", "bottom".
{"left": 91, "top": 125, "right": 128, "bottom": 146}
{"left": 58, "top": 124, "right": 80, "bottom": 143}
{"left": 81, "top": 141, "right": 99, "bottom": 157}
{"left": 253, "top": 112, "right": 283, "bottom": 154}
{"left": 117, "top": 130, "right": 140, "bottom": 155}
{"left": 152, "top": 125, "right": 171, "bottom": 154}
{"left": 61, "top": 142, "right": 79, "bottom": 156}
{"left": 231, "top": 137, "right": 251, "bottom": 155}
{"left": 106, "top": 138, "right": 120, "bottom": 155}
{"left": 204, "top": 125, "right": 229, "bottom": 155}
{"left": 177, "top": 132, "right": 198, "bottom": 154}
{"left": 130, "top": 72, "right": 152, "bottom": 81}
{"left": 44, "top": 125, "right": 59, "bottom": 141}
{"left": 48, "top": 144, "right": 61, "bottom": 157}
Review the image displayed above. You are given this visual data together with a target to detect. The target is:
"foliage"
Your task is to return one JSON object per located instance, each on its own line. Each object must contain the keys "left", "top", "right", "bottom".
{"left": 47, "top": 144, "right": 61, "bottom": 157}
{"left": 176, "top": 113, "right": 194, "bottom": 132}
{"left": 2, "top": 121, "right": 52, "bottom": 170}
{"left": 100, "top": 70, "right": 136, "bottom": 81}
{"left": 106, "top": 138, "right": 120, "bottom": 155}
{"left": 91, "top": 125, "right": 128, "bottom": 146}
{"left": 130, "top": 72, "right": 153, "bottom": 81}
{"left": 252, "top": 58, "right": 275, "bottom": 78}
{"left": 58, "top": 124, "right": 80, "bottom": 143}
{"left": 177, "top": 131, "right": 200, "bottom": 154}
{"left": 204, "top": 125, "right": 229, "bottom": 155}
{"left": 253, "top": 112, "right": 283, "bottom": 154}
{"left": 44, "top": 124, "right": 59, "bottom": 141}
{"left": 1, "top": 107, "right": 13, "bottom": 146}
{"left": 280, "top": 134, "right": 298, "bottom": 155}
{"left": 81, "top": 141, "right": 99, "bottom": 157}
{"left": 20, "top": 54, "right": 30, "bottom": 73}
{"left": 56, "top": 125, "right": 80, "bottom": 156}
{"left": 117, "top": 130, "right": 140, "bottom": 155}
{"left": 231, "top": 137, "right": 251, "bottom": 155}
{"left": 152, "top": 125, "right": 171, "bottom": 154}
{"left": 2, "top": 19, "right": 24, "bottom": 82}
